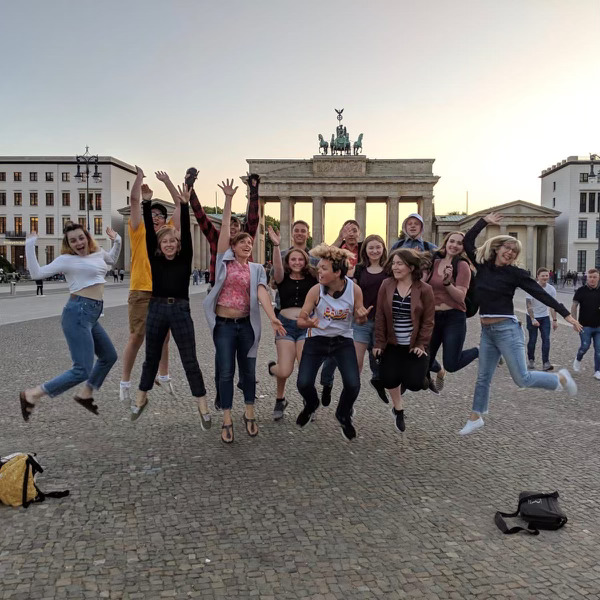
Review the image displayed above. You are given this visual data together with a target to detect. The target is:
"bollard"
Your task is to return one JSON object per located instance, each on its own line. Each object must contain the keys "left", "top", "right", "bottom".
{"left": 10, "top": 281, "right": 16, "bottom": 296}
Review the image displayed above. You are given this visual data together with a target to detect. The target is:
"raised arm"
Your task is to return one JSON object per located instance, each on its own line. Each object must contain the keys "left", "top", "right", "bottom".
{"left": 129, "top": 166, "right": 145, "bottom": 231}
{"left": 244, "top": 173, "right": 260, "bottom": 238}
{"left": 217, "top": 179, "right": 238, "bottom": 254}
{"left": 175, "top": 184, "right": 192, "bottom": 258}
{"left": 143, "top": 200, "right": 158, "bottom": 258}
{"left": 267, "top": 226, "right": 284, "bottom": 284}
{"left": 25, "top": 234, "right": 66, "bottom": 279}
{"left": 102, "top": 227, "right": 122, "bottom": 265}
{"left": 155, "top": 171, "right": 180, "bottom": 231}
{"left": 463, "top": 212, "right": 503, "bottom": 263}
{"left": 190, "top": 188, "right": 219, "bottom": 245}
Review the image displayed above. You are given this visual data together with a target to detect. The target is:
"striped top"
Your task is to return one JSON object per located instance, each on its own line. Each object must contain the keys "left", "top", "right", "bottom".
{"left": 392, "top": 289, "right": 413, "bottom": 345}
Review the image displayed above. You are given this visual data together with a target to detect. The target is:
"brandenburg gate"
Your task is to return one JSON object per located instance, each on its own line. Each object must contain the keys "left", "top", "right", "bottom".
{"left": 243, "top": 110, "right": 439, "bottom": 263}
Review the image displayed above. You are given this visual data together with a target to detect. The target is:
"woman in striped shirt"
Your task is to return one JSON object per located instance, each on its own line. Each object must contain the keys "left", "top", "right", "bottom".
{"left": 373, "top": 248, "right": 435, "bottom": 432}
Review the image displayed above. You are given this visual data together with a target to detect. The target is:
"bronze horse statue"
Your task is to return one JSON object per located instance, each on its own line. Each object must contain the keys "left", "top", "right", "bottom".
{"left": 318, "top": 134, "right": 329, "bottom": 155}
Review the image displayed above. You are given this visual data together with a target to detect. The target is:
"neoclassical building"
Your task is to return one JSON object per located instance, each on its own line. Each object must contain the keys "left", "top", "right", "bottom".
{"left": 243, "top": 155, "right": 439, "bottom": 263}
{"left": 434, "top": 200, "right": 560, "bottom": 273}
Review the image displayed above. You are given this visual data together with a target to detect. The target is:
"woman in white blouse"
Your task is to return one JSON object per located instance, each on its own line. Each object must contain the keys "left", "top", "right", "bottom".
{"left": 19, "top": 222, "right": 121, "bottom": 420}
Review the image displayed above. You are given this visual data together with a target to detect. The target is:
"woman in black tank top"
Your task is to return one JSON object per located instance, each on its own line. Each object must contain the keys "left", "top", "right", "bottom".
{"left": 266, "top": 226, "right": 317, "bottom": 421}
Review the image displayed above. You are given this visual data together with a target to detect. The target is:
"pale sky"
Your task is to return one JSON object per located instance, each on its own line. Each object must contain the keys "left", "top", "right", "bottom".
{"left": 1, "top": 0, "right": 599, "bottom": 242}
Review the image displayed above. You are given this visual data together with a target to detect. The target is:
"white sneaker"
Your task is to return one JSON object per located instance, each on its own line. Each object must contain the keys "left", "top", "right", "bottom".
{"left": 459, "top": 417, "right": 484, "bottom": 436}
{"left": 572, "top": 359, "right": 581, "bottom": 373}
{"left": 119, "top": 385, "right": 131, "bottom": 404}
{"left": 558, "top": 369, "right": 577, "bottom": 398}
{"left": 594, "top": 371, "right": 600, "bottom": 380}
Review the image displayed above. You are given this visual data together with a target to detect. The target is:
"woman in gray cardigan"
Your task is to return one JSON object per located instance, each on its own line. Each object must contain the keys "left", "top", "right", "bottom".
{"left": 203, "top": 179, "right": 286, "bottom": 443}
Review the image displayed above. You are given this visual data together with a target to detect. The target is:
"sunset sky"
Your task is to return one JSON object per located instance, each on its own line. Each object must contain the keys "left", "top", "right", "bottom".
{"left": 1, "top": 0, "right": 598, "bottom": 241}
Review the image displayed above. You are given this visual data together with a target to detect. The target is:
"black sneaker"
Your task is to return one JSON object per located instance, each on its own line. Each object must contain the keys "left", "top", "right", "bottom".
{"left": 321, "top": 385, "right": 332, "bottom": 407}
{"left": 296, "top": 407, "right": 314, "bottom": 428}
{"left": 369, "top": 379, "right": 389, "bottom": 404}
{"left": 273, "top": 398, "right": 288, "bottom": 421}
{"left": 268, "top": 361, "right": 276, "bottom": 377}
{"left": 392, "top": 407, "right": 406, "bottom": 432}
{"left": 428, "top": 378, "right": 440, "bottom": 395}
{"left": 338, "top": 418, "right": 357, "bottom": 441}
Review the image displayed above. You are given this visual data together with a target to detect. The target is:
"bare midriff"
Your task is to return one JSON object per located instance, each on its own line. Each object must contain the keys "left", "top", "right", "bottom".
{"left": 73, "top": 283, "right": 104, "bottom": 301}
{"left": 216, "top": 305, "right": 249, "bottom": 319}
{"left": 280, "top": 307, "right": 302, "bottom": 319}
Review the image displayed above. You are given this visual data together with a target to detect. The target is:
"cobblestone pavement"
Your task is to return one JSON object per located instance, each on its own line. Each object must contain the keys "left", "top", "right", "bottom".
{"left": 1, "top": 294, "right": 600, "bottom": 600}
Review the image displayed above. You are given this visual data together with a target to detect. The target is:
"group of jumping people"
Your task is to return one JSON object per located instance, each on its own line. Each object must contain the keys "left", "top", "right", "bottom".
{"left": 19, "top": 166, "right": 600, "bottom": 443}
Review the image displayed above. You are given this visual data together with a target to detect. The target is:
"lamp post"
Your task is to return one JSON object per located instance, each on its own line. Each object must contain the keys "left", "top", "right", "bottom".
{"left": 588, "top": 153, "right": 600, "bottom": 268}
{"left": 75, "top": 146, "right": 101, "bottom": 231}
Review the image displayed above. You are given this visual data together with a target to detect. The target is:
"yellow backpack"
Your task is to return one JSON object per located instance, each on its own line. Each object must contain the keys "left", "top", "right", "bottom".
{"left": 0, "top": 453, "right": 69, "bottom": 508}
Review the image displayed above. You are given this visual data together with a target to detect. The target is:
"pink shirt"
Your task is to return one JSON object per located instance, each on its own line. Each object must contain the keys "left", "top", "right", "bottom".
{"left": 429, "top": 259, "right": 471, "bottom": 312}
{"left": 217, "top": 260, "right": 251, "bottom": 314}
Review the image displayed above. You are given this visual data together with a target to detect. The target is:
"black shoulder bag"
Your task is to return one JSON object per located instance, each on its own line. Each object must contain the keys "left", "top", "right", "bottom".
{"left": 494, "top": 491, "right": 567, "bottom": 535}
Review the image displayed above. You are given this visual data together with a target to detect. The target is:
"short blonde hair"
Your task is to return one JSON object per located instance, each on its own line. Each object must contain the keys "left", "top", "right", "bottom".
{"left": 61, "top": 222, "right": 99, "bottom": 255}
{"left": 155, "top": 226, "right": 180, "bottom": 256}
{"left": 475, "top": 235, "right": 522, "bottom": 265}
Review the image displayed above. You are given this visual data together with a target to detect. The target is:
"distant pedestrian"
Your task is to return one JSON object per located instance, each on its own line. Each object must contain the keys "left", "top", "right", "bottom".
{"left": 571, "top": 268, "right": 600, "bottom": 380}
{"left": 113, "top": 269, "right": 119, "bottom": 283}
{"left": 204, "top": 270, "right": 210, "bottom": 284}
{"left": 192, "top": 269, "right": 199, "bottom": 285}
{"left": 119, "top": 268, "right": 125, "bottom": 282}
{"left": 35, "top": 279, "right": 44, "bottom": 296}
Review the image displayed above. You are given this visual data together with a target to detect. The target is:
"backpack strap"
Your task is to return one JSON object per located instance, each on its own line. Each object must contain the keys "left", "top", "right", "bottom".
{"left": 494, "top": 492, "right": 559, "bottom": 535}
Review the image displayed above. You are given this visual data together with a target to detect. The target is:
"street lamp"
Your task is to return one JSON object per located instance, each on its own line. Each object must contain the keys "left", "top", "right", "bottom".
{"left": 589, "top": 153, "right": 600, "bottom": 268}
{"left": 75, "top": 146, "right": 102, "bottom": 231}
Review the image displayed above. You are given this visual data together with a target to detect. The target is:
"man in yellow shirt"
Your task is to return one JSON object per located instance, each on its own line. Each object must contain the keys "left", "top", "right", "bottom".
{"left": 119, "top": 166, "right": 180, "bottom": 403}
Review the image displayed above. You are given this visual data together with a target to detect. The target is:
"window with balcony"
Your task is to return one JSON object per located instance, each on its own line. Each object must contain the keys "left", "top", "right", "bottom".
{"left": 577, "top": 250, "right": 587, "bottom": 272}
{"left": 30, "top": 192, "right": 38, "bottom": 206}
{"left": 580, "top": 173, "right": 589, "bottom": 183}
{"left": 578, "top": 220, "right": 588, "bottom": 239}
{"left": 46, "top": 217, "right": 54, "bottom": 235}
{"left": 14, "top": 172, "right": 22, "bottom": 182}
{"left": 14, "top": 217, "right": 22, "bottom": 234}
{"left": 0, "top": 192, "right": 6, "bottom": 206}
{"left": 589, "top": 192, "right": 596, "bottom": 213}
{"left": 0, "top": 172, "right": 5, "bottom": 181}
{"left": 46, "top": 246, "right": 54, "bottom": 263}
{"left": 580, "top": 192, "right": 587, "bottom": 212}
{"left": 94, "top": 217, "right": 102, "bottom": 236}
{"left": 46, "top": 192, "right": 54, "bottom": 206}
{"left": 30, "top": 172, "right": 38, "bottom": 182}
{"left": 79, "top": 192, "right": 85, "bottom": 211}
{"left": 14, "top": 192, "right": 22, "bottom": 206}
{"left": 95, "top": 193, "right": 102, "bottom": 211}
{"left": 61, "top": 172, "right": 70, "bottom": 182}
{"left": 45, "top": 172, "right": 54, "bottom": 182}
{"left": 0, "top": 217, "right": 5, "bottom": 234}
{"left": 62, "top": 192, "right": 70, "bottom": 206}
{"left": 30, "top": 217, "right": 38, "bottom": 233}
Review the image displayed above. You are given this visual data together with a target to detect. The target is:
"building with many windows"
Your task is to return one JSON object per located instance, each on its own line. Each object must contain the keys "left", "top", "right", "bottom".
{"left": 540, "top": 155, "right": 600, "bottom": 273}
{"left": 0, "top": 156, "right": 135, "bottom": 272}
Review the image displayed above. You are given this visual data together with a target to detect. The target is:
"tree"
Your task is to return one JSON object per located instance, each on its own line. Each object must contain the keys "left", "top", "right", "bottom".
{"left": 447, "top": 211, "right": 467, "bottom": 215}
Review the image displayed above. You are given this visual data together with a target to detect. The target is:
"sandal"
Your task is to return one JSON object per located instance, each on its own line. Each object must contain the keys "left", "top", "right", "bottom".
{"left": 243, "top": 413, "right": 259, "bottom": 437}
{"left": 19, "top": 391, "right": 35, "bottom": 422}
{"left": 73, "top": 395, "right": 99, "bottom": 415}
{"left": 221, "top": 423, "right": 234, "bottom": 444}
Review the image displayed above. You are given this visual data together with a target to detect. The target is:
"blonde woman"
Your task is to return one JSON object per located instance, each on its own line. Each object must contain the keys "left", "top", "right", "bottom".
{"left": 458, "top": 212, "right": 582, "bottom": 436}
{"left": 19, "top": 222, "right": 121, "bottom": 420}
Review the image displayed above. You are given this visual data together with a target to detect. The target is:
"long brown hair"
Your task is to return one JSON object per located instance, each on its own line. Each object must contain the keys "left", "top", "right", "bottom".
{"left": 283, "top": 248, "right": 316, "bottom": 278}
{"left": 384, "top": 248, "right": 426, "bottom": 281}
{"left": 61, "top": 222, "right": 99, "bottom": 255}
{"left": 358, "top": 234, "right": 387, "bottom": 268}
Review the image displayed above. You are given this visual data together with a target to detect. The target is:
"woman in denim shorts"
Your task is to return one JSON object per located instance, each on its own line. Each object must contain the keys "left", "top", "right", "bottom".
{"left": 266, "top": 226, "right": 317, "bottom": 421}
{"left": 352, "top": 235, "right": 390, "bottom": 403}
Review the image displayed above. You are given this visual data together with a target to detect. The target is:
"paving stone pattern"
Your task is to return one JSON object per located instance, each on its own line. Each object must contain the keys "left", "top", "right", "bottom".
{"left": 1, "top": 297, "right": 599, "bottom": 599}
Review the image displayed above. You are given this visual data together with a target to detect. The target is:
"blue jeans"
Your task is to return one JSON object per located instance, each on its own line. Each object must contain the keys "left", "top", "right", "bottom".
{"left": 297, "top": 335, "right": 360, "bottom": 421}
{"left": 526, "top": 315, "right": 551, "bottom": 363}
{"left": 213, "top": 317, "right": 256, "bottom": 410}
{"left": 42, "top": 296, "right": 117, "bottom": 398}
{"left": 352, "top": 319, "right": 381, "bottom": 381}
{"left": 577, "top": 326, "right": 600, "bottom": 371}
{"left": 428, "top": 309, "right": 479, "bottom": 374}
{"left": 472, "top": 319, "right": 559, "bottom": 414}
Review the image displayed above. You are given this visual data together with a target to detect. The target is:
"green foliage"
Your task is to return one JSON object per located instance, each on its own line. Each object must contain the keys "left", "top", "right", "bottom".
{"left": 0, "top": 255, "right": 15, "bottom": 273}
{"left": 203, "top": 206, "right": 223, "bottom": 214}
{"left": 447, "top": 211, "right": 467, "bottom": 215}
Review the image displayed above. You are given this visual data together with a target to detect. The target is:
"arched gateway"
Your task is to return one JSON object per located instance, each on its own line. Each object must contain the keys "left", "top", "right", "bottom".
{"left": 243, "top": 110, "right": 440, "bottom": 262}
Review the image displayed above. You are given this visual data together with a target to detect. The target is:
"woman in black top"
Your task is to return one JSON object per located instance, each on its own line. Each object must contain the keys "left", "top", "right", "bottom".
{"left": 132, "top": 184, "right": 210, "bottom": 428}
{"left": 266, "top": 226, "right": 317, "bottom": 421}
{"left": 458, "top": 212, "right": 582, "bottom": 436}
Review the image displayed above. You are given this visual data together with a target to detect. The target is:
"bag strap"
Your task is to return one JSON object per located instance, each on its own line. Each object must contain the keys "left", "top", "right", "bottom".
{"left": 494, "top": 492, "right": 559, "bottom": 535}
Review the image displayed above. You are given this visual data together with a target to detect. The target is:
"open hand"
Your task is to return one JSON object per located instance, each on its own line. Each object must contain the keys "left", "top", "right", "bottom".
{"left": 355, "top": 305, "right": 373, "bottom": 322}
{"left": 566, "top": 315, "right": 583, "bottom": 333}
{"left": 105, "top": 227, "right": 118, "bottom": 241}
{"left": 483, "top": 212, "right": 503, "bottom": 226}
{"left": 176, "top": 184, "right": 191, "bottom": 204}
{"left": 218, "top": 178, "right": 238, "bottom": 197}
{"left": 267, "top": 226, "right": 281, "bottom": 246}
{"left": 409, "top": 346, "right": 427, "bottom": 358}
{"left": 141, "top": 184, "right": 153, "bottom": 201}
{"left": 271, "top": 318, "right": 287, "bottom": 337}
{"left": 155, "top": 171, "right": 170, "bottom": 183}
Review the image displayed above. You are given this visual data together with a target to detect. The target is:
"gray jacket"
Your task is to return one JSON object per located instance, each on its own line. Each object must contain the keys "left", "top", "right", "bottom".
{"left": 203, "top": 248, "right": 268, "bottom": 358}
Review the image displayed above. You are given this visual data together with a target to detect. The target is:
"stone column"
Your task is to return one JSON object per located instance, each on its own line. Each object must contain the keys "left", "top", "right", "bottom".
{"left": 546, "top": 225, "right": 555, "bottom": 271}
{"left": 527, "top": 225, "right": 535, "bottom": 273}
{"left": 499, "top": 225, "right": 507, "bottom": 235}
{"left": 386, "top": 196, "right": 399, "bottom": 249}
{"left": 312, "top": 196, "right": 324, "bottom": 246}
{"left": 421, "top": 194, "right": 434, "bottom": 241}
{"left": 280, "top": 196, "right": 291, "bottom": 250}
{"left": 355, "top": 196, "right": 367, "bottom": 235}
